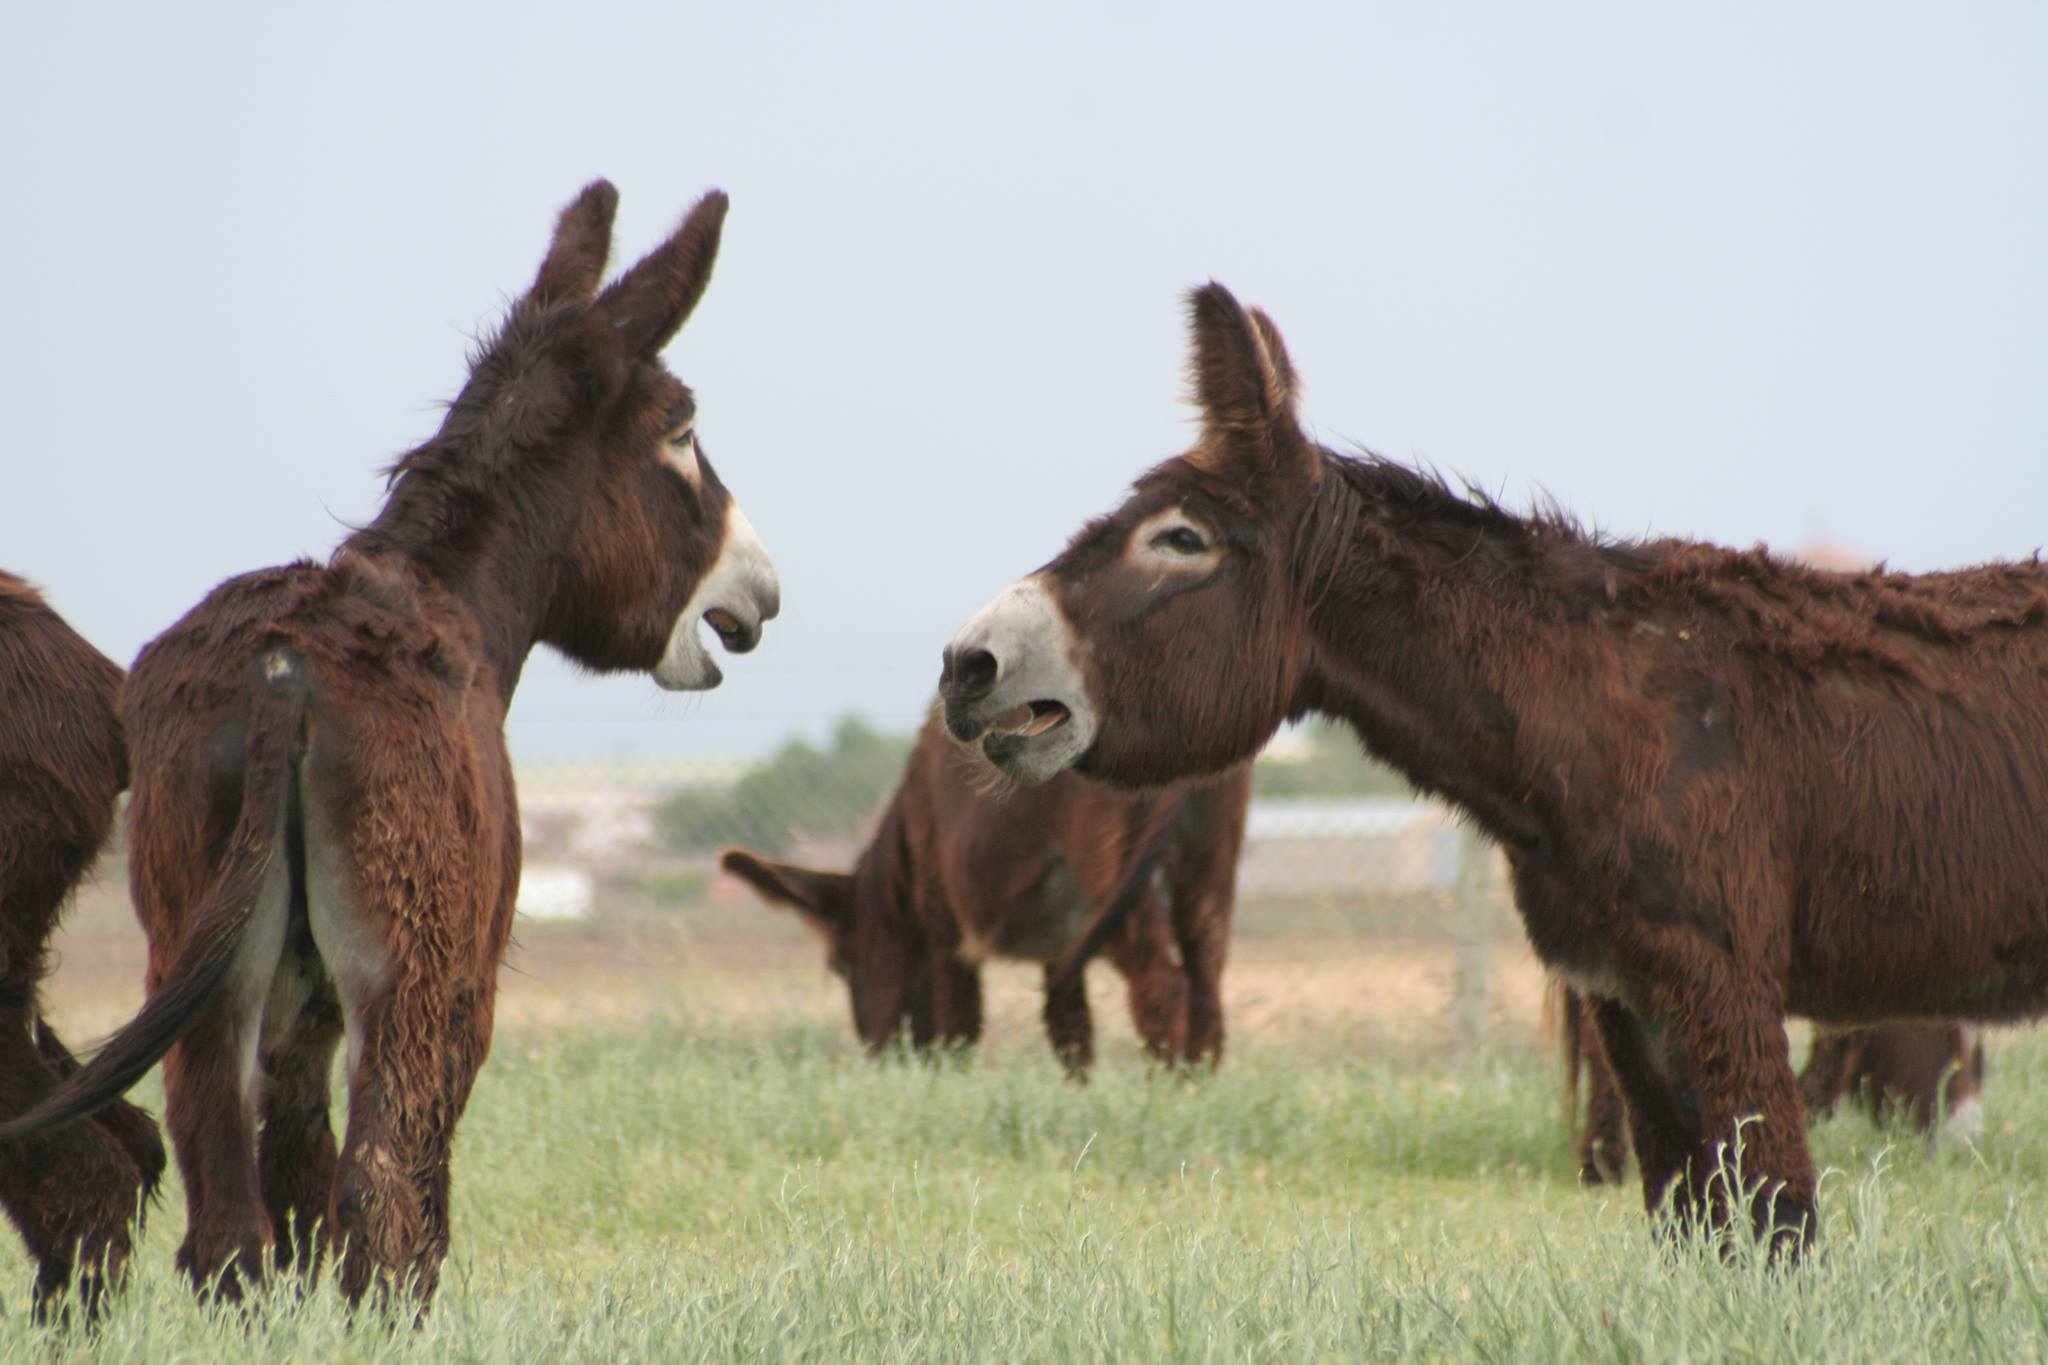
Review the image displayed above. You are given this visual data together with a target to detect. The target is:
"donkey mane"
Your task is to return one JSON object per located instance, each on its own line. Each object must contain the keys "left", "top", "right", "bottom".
{"left": 351, "top": 304, "right": 607, "bottom": 566}
{"left": 1303, "top": 451, "right": 1658, "bottom": 594}
{"left": 1305, "top": 448, "right": 2048, "bottom": 682}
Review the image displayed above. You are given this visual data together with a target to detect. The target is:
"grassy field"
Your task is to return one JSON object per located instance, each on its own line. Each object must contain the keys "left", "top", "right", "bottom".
{"left": 6, "top": 889, "right": 2047, "bottom": 1361}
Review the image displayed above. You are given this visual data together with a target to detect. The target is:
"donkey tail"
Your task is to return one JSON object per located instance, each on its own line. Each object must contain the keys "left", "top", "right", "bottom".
{"left": 1549, "top": 978, "right": 1587, "bottom": 1136}
{"left": 1045, "top": 797, "right": 1178, "bottom": 994}
{"left": 0, "top": 642, "right": 310, "bottom": 1142}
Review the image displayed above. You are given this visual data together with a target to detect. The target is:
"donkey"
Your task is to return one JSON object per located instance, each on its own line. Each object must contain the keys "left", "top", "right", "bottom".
{"left": 1799, "top": 1023, "right": 1984, "bottom": 1142}
{"left": 722, "top": 712, "right": 1249, "bottom": 1075}
{"left": 0, "top": 573, "right": 166, "bottom": 1314}
{"left": 1560, "top": 985, "right": 1983, "bottom": 1185}
{"left": 939, "top": 281, "right": 2048, "bottom": 1255}
{"left": 0, "top": 181, "right": 780, "bottom": 1305}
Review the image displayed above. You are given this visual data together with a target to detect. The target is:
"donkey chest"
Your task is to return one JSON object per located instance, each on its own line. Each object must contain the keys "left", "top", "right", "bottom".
{"left": 1503, "top": 840, "right": 1642, "bottom": 1002}
{"left": 958, "top": 856, "right": 1093, "bottom": 964}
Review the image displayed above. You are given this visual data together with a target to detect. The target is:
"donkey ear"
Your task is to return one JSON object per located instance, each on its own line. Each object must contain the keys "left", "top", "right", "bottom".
{"left": 527, "top": 179, "right": 619, "bottom": 306}
{"left": 1247, "top": 307, "right": 1300, "bottom": 409}
{"left": 720, "top": 849, "right": 852, "bottom": 931}
{"left": 1185, "top": 284, "right": 1317, "bottom": 492}
{"left": 595, "top": 189, "right": 730, "bottom": 357}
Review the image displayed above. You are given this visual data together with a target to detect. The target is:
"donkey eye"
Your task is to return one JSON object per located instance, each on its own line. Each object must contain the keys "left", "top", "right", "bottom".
{"left": 1151, "top": 526, "right": 1208, "bottom": 555}
{"left": 668, "top": 425, "right": 695, "bottom": 448}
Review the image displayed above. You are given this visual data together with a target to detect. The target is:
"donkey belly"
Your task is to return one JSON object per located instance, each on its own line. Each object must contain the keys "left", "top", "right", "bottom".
{"left": 1784, "top": 874, "right": 2048, "bottom": 1025}
{"left": 1791, "top": 924, "right": 2048, "bottom": 1026}
{"left": 995, "top": 857, "right": 1093, "bottom": 962}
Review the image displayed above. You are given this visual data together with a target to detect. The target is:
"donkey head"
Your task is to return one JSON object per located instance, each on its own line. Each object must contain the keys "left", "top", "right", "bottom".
{"left": 514, "top": 181, "right": 780, "bottom": 690}
{"left": 720, "top": 848, "right": 932, "bottom": 1048}
{"left": 940, "top": 284, "right": 1321, "bottom": 785}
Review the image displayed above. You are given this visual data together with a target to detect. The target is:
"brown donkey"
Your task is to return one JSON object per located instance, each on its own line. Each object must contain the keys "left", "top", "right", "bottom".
{"left": 0, "top": 182, "right": 780, "bottom": 1305}
{"left": 722, "top": 712, "right": 1249, "bottom": 1074}
{"left": 0, "top": 574, "right": 166, "bottom": 1314}
{"left": 940, "top": 282, "right": 2048, "bottom": 1256}
{"left": 1559, "top": 985, "right": 1983, "bottom": 1185}
{"left": 1798, "top": 1023, "right": 1984, "bottom": 1141}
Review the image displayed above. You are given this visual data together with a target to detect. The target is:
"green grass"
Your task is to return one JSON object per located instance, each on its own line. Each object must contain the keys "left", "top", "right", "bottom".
{"left": 5, "top": 1020, "right": 2047, "bottom": 1361}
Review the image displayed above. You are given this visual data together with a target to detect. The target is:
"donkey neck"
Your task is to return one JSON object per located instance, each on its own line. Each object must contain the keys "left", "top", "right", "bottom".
{"left": 1292, "top": 459, "right": 1632, "bottom": 852}
{"left": 343, "top": 445, "right": 594, "bottom": 702}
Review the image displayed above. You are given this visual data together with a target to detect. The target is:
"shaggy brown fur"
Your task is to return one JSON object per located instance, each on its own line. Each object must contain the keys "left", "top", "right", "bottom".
{"left": 940, "top": 282, "right": 2048, "bottom": 1255}
{"left": 0, "top": 573, "right": 166, "bottom": 1316}
{"left": 0, "top": 181, "right": 769, "bottom": 1307}
{"left": 1559, "top": 985, "right": 1982, "bottom": 1184}
{"left": 723, "top": 713, "right": 1249, "bottom": 1075}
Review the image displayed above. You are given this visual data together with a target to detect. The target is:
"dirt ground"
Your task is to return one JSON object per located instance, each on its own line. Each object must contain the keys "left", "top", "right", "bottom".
{"left": 40, "top": 864, "right": 1556, "bottom": 1055}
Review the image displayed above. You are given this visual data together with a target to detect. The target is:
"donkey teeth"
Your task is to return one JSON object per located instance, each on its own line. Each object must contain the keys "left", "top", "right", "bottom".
{"left": 1021, "top": 702, "right": 1070, "bottom": 738}
{"left": 990, "top": 703, "right": 1035, "bottom": 735}
{"left": 703, "top": 608, "right": 742, "bottom": 641}
{"left": 990, "top": 702, "right": 1070, "bottom": 739}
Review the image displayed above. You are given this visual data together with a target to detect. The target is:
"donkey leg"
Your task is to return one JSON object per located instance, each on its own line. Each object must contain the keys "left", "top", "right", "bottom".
{"left": 1178, "top": 907, "right": 1228, "bottom": 1066}
{"left": 257, "top": 976, "right": 343, "bottom": 1274}
{"left": 145, "top": 806, "right": 299, "bottom": 1300}
{"left": 1167, "top": 872, "right": 1233, "bottom": 1067}
{"left": 1601, "top": 978, "right": 1816, "bottom": 1256}
{"left": 930, "top": 958, "right": 984, "bottom": 1050}
{"left": 1797, "top": 1028, "right": 1866, "bottom": 1122}
{"left": 1664, "top": 990, "right": 1814, "bottom": 1255}
{"left": 0, "top": 1009, "right": 148, "bottom": 1320}
{"left": 1105, "top": 902, "right": 1191, "bottom": 1066}
{"left": 164, "top": 1009, "right": 280, "bottom": 1297}
{"left": 1042, "top": 965, "right": 1094, "bottom": 1079}
{"left": 35, "top": 1020, "right": 167, "bottom": 1203}
{"left": 1587, "top": 998, "right": 1702, "bottom": 1221}
{"left": 330, "top": 973, "right": 492, "bottom": 1306}
{"left": 1575, "top": 1006, "right": 1630, "bottom": 1185}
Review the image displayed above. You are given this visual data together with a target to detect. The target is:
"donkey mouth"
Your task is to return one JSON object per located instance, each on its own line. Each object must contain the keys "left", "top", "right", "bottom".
{"left": 948, "top": 693, "right": 1095, "bottom": 784}
{"left": 981, "top": 701, "right": 1072, "bottom": 763}
{"left": 703, "top": 607, "right": 758, "bottom": 653}
{"left": 989, "top": 700, "right": 1070, "bottom": 741}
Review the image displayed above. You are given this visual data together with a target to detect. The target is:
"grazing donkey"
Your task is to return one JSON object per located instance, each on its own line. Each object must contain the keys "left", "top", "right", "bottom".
{"left": 1799, "top": 1023, "right": 1984, "bottom": 1142}
{"left": 0, "top": 573, "right": 165, "bottom": 1315}
{"left": 939, "top": 282, "right": 2048, "bottom": 1255}
{"left": 0, "top": 182, "right": 780, "bottom": 1305}
{"left": 723, "top": 712, "right": 1250, "bottom": 1074}
{"left": 1559, "top": 985, "right": 1983, "bottom": 1185}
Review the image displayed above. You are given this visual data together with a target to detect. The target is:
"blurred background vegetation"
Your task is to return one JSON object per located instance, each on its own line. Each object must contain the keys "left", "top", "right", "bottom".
{"left": 654, "top": 716, "right": 915, "bottom": 857}
{"left": 653, "top": 714, "right": 1411, "bottom": 858}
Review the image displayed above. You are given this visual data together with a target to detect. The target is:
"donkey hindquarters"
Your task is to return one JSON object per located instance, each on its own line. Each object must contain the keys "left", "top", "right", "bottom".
{"left": 0, "top": 573, "right": 166, "bottom": 1317}
{"left": 129, "top": 628, "right": 515, "bottom": 1302}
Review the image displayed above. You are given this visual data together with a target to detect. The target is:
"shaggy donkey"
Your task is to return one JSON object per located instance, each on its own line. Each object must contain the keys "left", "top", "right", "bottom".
{"left": 940, "top": 283, "right": 2048, "bottom": 1254}
{"left": 0, "top": 181, "right": 779, "bottom": 1304}
{"left": 0, "top": 573, "right": 165, "bottom": 1314}
{"left": 725, "top": 712, "right": 1249, "bottom": 1074}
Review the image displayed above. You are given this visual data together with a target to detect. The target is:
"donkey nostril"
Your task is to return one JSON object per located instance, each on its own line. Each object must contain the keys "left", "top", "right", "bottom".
{"left": 946, "top": 645, "right": 1000, "bottom": 698}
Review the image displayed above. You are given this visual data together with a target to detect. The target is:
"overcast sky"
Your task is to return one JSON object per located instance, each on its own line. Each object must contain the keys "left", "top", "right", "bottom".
{"left": 4, "top": 3, "right": 2043, "bottom": 763}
